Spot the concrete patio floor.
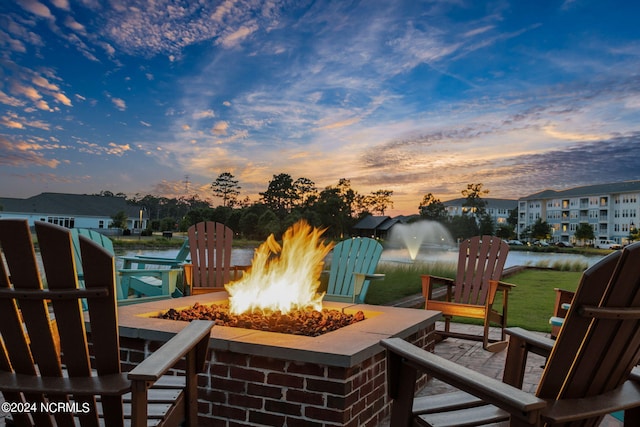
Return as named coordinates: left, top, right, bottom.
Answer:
left=0, top=322, right=625, bottom=426
left=379, top=322, right=623, bottom=426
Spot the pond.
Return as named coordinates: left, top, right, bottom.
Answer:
left=120, top=247, right=604, bottom=270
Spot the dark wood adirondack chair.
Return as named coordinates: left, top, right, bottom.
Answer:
left=0, top=219, right=213, bottom=427
left=381, top=241, right=640, bottom=427
left=185, top=221, right=248, bottom=295
left=323, top=237, right=385, bottom=304
left=422, top=235, right=513, bottom=352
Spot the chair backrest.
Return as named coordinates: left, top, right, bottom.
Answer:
left=173, top=239, right=191, bottom=262
left=71, top=228, right=115, bottom=276
left=452, top=235, right=509, bottom=305
left=187, top=221, right=235, bottom=289
left=0, top=220, right=124, bottom=426
left=327, top=237, right=383, bottom=298
left=537, top=242, right=640, bottom=411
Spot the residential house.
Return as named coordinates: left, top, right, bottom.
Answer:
left=0, top=192, right=147, bottom=234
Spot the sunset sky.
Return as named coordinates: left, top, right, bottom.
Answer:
left=2, top=0, right=640, bottom=215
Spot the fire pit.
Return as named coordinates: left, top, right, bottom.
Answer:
left=115, top=292, right=439, bottom=426
left=112, top=223, right=440, bottom=426
left=159, top=302, right=365, bottom=337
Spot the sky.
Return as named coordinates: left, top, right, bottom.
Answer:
left=1, top=0, right=640, bottom=216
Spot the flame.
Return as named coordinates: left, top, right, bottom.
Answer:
left=225, top=221, right=334, bottom=315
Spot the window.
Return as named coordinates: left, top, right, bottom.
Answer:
left=47, top=217, right=75, bottom=228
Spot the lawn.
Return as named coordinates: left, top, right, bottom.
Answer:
left=366, top=262, right=583, bottom=332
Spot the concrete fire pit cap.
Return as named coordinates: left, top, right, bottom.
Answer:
left=114, top=292, right=441, bottom=367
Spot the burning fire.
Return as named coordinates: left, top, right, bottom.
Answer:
left=225, top=221, right=334, bottom=315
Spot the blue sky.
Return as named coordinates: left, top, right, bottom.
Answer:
left=1, top=0, right=640, bottom=215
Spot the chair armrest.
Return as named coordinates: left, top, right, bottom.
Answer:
left=502, top=327, right=554, bottom=388
left=128, top=320, right=213, bottom=382
left=120, top=256, right=185, bottom=268
left=381, top=337, right=546, bottom=425
left=505, top=327, right=554, bottom=356
left=497, top=281, right=516, bottom=290
left=118, top=268, right=179, bottom=276
left=543, top=380, right=640, bottom=424
left=423, top=274, right=454, bottom=284
left=421, top=274, right=454, bottom=300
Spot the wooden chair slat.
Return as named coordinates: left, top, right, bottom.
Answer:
left=423, top=235, right=511, bottom=351
left=324, top=237, right=384, bottom=304
left=0, top=219, right=213, bottom=427
left=187, top=221, right=244, bottom=293
left=385, top=241, right=640, bottom=426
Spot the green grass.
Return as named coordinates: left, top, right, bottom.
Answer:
left=365, top=263, right=584, bottom=332
left=496, top=269, right=581, bottom=331
left=365, top=261, right=456, bottom=305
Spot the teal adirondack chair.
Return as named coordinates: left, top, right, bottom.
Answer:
left=323, top=237, right=385, bottom=304
left=71, top=229, right=180, bottom=304
left=120, top=239, right=190, bottom=268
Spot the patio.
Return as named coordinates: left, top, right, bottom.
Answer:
left=0, top=322, right=625, bottom=426
left=377, top=322, right=624, bottom=427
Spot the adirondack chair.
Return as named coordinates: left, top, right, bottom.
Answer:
left=549, top=287, right=575, bottom=339
left=71, top=228, right=181, bottom=303
left=422, top=235, right=513, bottom=352
left=323, top=237, right=385, bottom=304
left=185, top=221, right=248, bottom=295
left=381, top=241, right=640, bottom=427
left=121, top=238, right=190, bottom=269
left=0, top=219, right=213, bottom=427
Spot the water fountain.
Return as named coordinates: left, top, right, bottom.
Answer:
left=387, top=220, right=456, bottom=261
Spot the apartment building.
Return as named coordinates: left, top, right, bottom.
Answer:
left=517, top=180, right=640, bottom=245
left=443, top=198, right=517, bottom=228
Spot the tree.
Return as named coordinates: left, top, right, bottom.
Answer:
left=110, top=211, right=128, bottom=229
left=575, top=223, right=595, bottom=246
left=530, top=218, right=552, bottom=241
left=367, top=189, right=394, bottom=215
left=260, top=173, right=296, bottom=218
left=418, top=193, right=448, bottom=222
left=292, top=177, right=317, bottom=208
left=211, top=172, right=241, bottom=207
left=461, top=183, right=489, bottom=217
left=630, top=223, right=640, bottom=243
left=478, top=213, right=495, bottom=236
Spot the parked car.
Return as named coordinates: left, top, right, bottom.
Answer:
left=555, top=241, right=573, bottom=248
left=507, top=240, right=523, bottom=246
left=595, top=239, right=622, bottom=250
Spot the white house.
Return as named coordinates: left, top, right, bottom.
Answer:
left=0, top=192, right=148, bottom=234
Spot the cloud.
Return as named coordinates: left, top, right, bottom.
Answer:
left=218, top=23, right=258, bottom=48
left=0, top=135, right=60, bottom=168
left=17, top=0, right=54, bottom=20
left=0, top=91, right=25, bottom=107
left=51, top=0, right=70, bottom=10
left=212, top=121, right=229, bottom=135
left=111, top=97, right=126, bottom=110
left=193, top=109, right=215, bottom=119
left=106, top=142, right=131, bottom=156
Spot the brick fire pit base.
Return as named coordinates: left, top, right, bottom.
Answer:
left=114, top=293, right=439, bottom=427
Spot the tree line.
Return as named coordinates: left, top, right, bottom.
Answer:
left=104, top=174, right=517, bottom=242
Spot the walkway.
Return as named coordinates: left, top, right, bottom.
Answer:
left=379, top=322, right=623, bottom=426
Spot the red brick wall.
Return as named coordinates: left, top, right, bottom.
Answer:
left=117, top=325, right=434, bottom=426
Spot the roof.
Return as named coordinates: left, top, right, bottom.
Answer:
left=353, top=215, right=390, bottom=230
left=443, top=198, right=518, bottom=209
left=519, top=180, right=640, bottom=201
left=0, top=192, right=141, bottom=217
left=353, top=215, right=419, bottom=232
